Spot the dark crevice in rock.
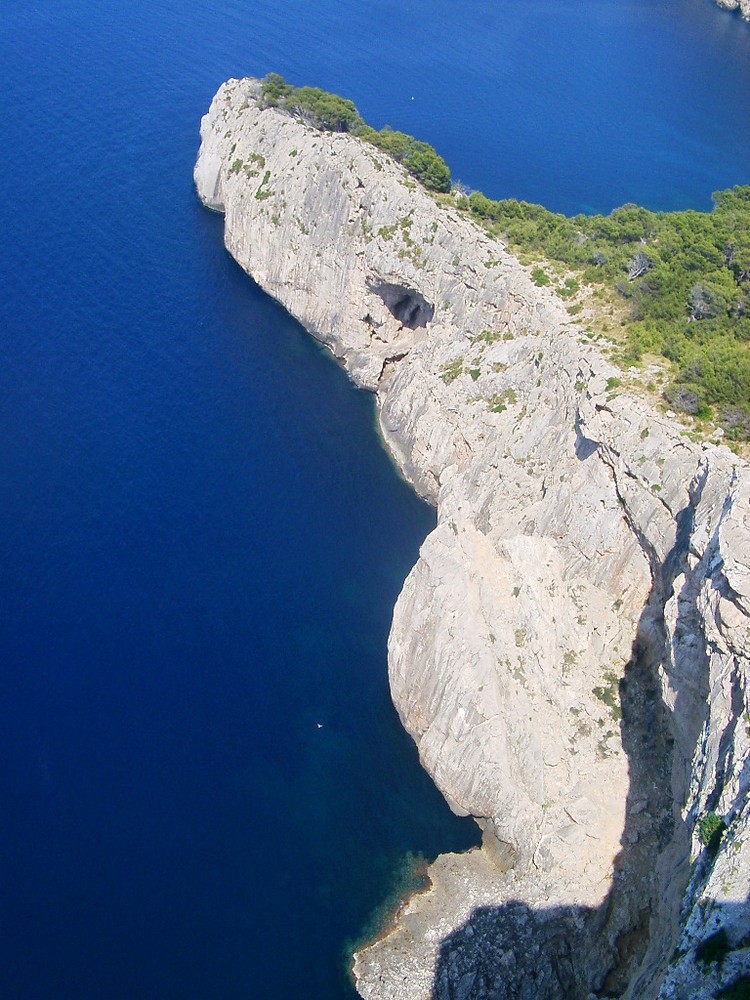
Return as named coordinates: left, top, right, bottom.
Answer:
left=377, top=351, right=409, bottom=385
left=711, top=665, right=745, bottom=811
left=575, top=410, right=599, bottom=460
left=600, top=450, right=659, bottom=589
left=664, top=462, right=708, bottom=592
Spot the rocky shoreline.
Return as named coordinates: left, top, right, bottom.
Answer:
left=716, top=0, right=750, bottom=20
left=195, top=79, right=750, bottom=999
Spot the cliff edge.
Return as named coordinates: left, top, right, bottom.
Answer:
left=195, top=79, right=750, bottom=999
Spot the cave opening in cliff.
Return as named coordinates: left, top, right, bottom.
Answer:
left=371, top=281, right=434, bottom=329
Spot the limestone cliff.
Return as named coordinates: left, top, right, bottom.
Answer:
left=195, top=79, right=750, bottom=999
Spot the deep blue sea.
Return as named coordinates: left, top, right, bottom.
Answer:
left=1, top=2, right=748, bottom=998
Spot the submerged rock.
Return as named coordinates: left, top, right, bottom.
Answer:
left=195, top=78, right=750, bottom=1000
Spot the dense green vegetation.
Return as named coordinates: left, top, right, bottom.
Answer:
left=258, top=74, right=451, bottom=192
left=258, top=74, right=750, bottom=435
left=260, top=73, right=360, bottom=131
left=353, top=123, right=451, bottom=193
left=464, top=186, right=750, bottom=436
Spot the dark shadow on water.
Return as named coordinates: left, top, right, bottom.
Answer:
left=430, top=475, right=742, bottom=998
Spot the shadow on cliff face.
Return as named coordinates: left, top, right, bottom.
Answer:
left=429, top=898, right=750, bottom=1000
left=431, top=900, right=590, bottom=1000
left=430, top=486, right=719, bottom=999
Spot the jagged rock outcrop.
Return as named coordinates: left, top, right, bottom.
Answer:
left=195, top=79, right=750, bottom=999
left=715, top=0, right=750, bottom=21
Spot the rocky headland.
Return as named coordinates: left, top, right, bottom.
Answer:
left=195, top=78, right=750, bottom=999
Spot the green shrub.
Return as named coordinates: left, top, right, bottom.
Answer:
left=698, top=811, right=726, bottom=856
left=260, top=72, right=293, bottom=106
left=471, top=329, right=500, bottom=344
left=593, top=671, right=622, bottom=722
left=283, top=85, right=359, bottom=131
left=258, top=74, right=450, bottom=192
left=488, top=388, right=516, bottom=412
left=440, top=358, right=463, bottom=384
left=255, top=169, right=273, bottom=201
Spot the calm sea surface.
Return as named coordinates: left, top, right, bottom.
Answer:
left=1, top=2, right=748, bottom=997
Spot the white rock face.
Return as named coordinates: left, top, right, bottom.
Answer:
left=195, top=80, right=750, bottom=999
